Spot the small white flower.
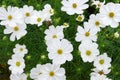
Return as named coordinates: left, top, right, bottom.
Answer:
left=31, top=10, right=46, bottom=26
left=47, top=39, right=73, bottom=64
left=21, top=5, right=34, bottom=24
left=4, top=23, right=27, bottom=41
left=13, top=44, right=28, bottom=57
left=61, top=0, right=89, bottom=15
left=43, top=4, right=54, bottom=21
left=75, top=22, right=98, bottom=43
left=76, top=14, right=84, bottom=22
left=10, top=73, right=27, bottom=80
left=99, top=3, right=120, bottom=28
left=91, top=0, right=105, bottom=8
left=91, top=68, right=111, bottom=75
left=93, top=53, right=112, bottom=70
left=114, top=32, right=119, bottom=38
left=61, top=22, right=69, bottom=28
left=44, top=25, right=64, bottom=44
left=88, top=14, right=106, bottom=32
left=8, top=54, right=25, bottom=74
left=30, top=63, right=66, bottom=80
left=79, top=41, right=99, bottom=62
left=0, top=6, right=24, bottom=26
left=90, top=73, right=111, bottom=80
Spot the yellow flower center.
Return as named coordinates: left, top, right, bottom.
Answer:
left=14, top=26, right=19, bottom=31
left=16, top=61, right=21, bottom=67
left=95, top=21, right=100, bottom=26
left=77, top=16, right=82, bottom=21
left=109, top=12, right=115, bottom=18
left=72, top=3, right=77, bottom=8
left=8, top=15, right=13, bottom=20
left=99, top=59, right=104, bottom=65
left=98, top=71, right=104, bottom=75
left=52, top=35, right=57, bottom=38
left=20, top=48, right=23, bottom=52
left=57, top=49, right=63, bottom=55
left=37, top=18, right=42, bottom=22
left=86, top=50, right=91, bottom=56
left=25, top=12, right=30, bottom=17
left=49, top=71, right=54, bottom=77
left=85, top=32, right=90, bottom=37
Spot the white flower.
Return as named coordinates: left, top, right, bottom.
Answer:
left=93, top=53, right=112, bottom=70
left=61, top=22, right=69, bottom=28
left=47, top=39, right=73, bottom=64
left=8, top=54, right=25, bottom=74
left=0, top=6, right=24, bottom=26
left=43, top=4, right=54, bottom=21
left=79, top=41, right=99, bottom=62
left=61, top=0, right=89, bottom=15
left=88, top=14, right=106, bottom=32
left=75, top=22, right=98, bottom=43
left=114, top=32, right=119, bottom=38
left=30, top=63, right=66, bottom=80
left=21, top=5, right=34, bottom=24
left=4, top=23, right=27, bottom=41
left=91, top=0, right=105, bottom=8
left=13, top=44, right=28, bottom=57
left=44, top=25, right=64, bottom=45
left=90, top=74, right=111, bottom=80
left=76, top=14, right=84, bottom=22
left=30, top=10, right=46, bottom=26
left=99, top=3, right=120, bottom=28
left=10, top=73, right=27, bottom=80
left=91, top=68, right=111, bottom=75
left=30, top=64, right=45, bottom=80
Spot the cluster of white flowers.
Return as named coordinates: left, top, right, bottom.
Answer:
left=8, top=44, right=28, bottom=80
left=0, top=4, right=54, bottom=41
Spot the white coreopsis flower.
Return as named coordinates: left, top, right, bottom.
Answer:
left=30, top=64, right=45, bottom=80
left=91, top=0, right=105, bottom=8
left=44, top=25, right=64, bottom=45
left=43, top=4, right=54, bottom=21
left=91, top=68, right=111, bottom=76
left=13, top=44, right=28, bottom=57
left=90, top=74, right=111, bottom=80
left=114, top=32, right=119, bottom=38
left=88, top=14, right=106, bottom=32
left=21, top=5, right=35, bottom=24
left=0, top=6, right=24, bottom=26
left=79, top=41, right=99, bottom=62
left=8, top=54, right=25, bottom=74
left=30, top=10, right=46, bottom=26
left=99, top=3, right=120, bottom=28
left=4, top=23, right=27, bottom=41
left=93, top=53, right=112, bottom=70
left=75, top=22, right=98, bottom=43
left=61, top=0, right=89, bottom=15
left=61, top=22, right=69, bottom=28
left=76, top=14, right=84, bottom=22
left=10, top=73, right=27, bottom=80
left=47, top=39, right=73, bottom=64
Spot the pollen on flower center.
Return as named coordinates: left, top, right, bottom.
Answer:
left=99, top=59, right=104, bottom=65
left=57, top=49, right=63, bottom=55
left=26, top=12, right=30, bottom=17
left=109, top=12, right=115, bottom=18
left=16, top=61, right=21, bottom=67
left=86, top=50, right=91, bottom=56
left=52, top=35, right=57, bottom=38
left=20, top=48, right=23, bottom=52
left=95, top=21, right=100, bottom=26
left=85, top=32, right=90, bottom=37
left=8, top=15, right=13, bottom=20
left=14, top=26, right=19, bottom=31
left=72, top=3, right=77, bottom=8
left=37, top=18, right=42, bottom=22
left=49, top=71, right=55, bottom=77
